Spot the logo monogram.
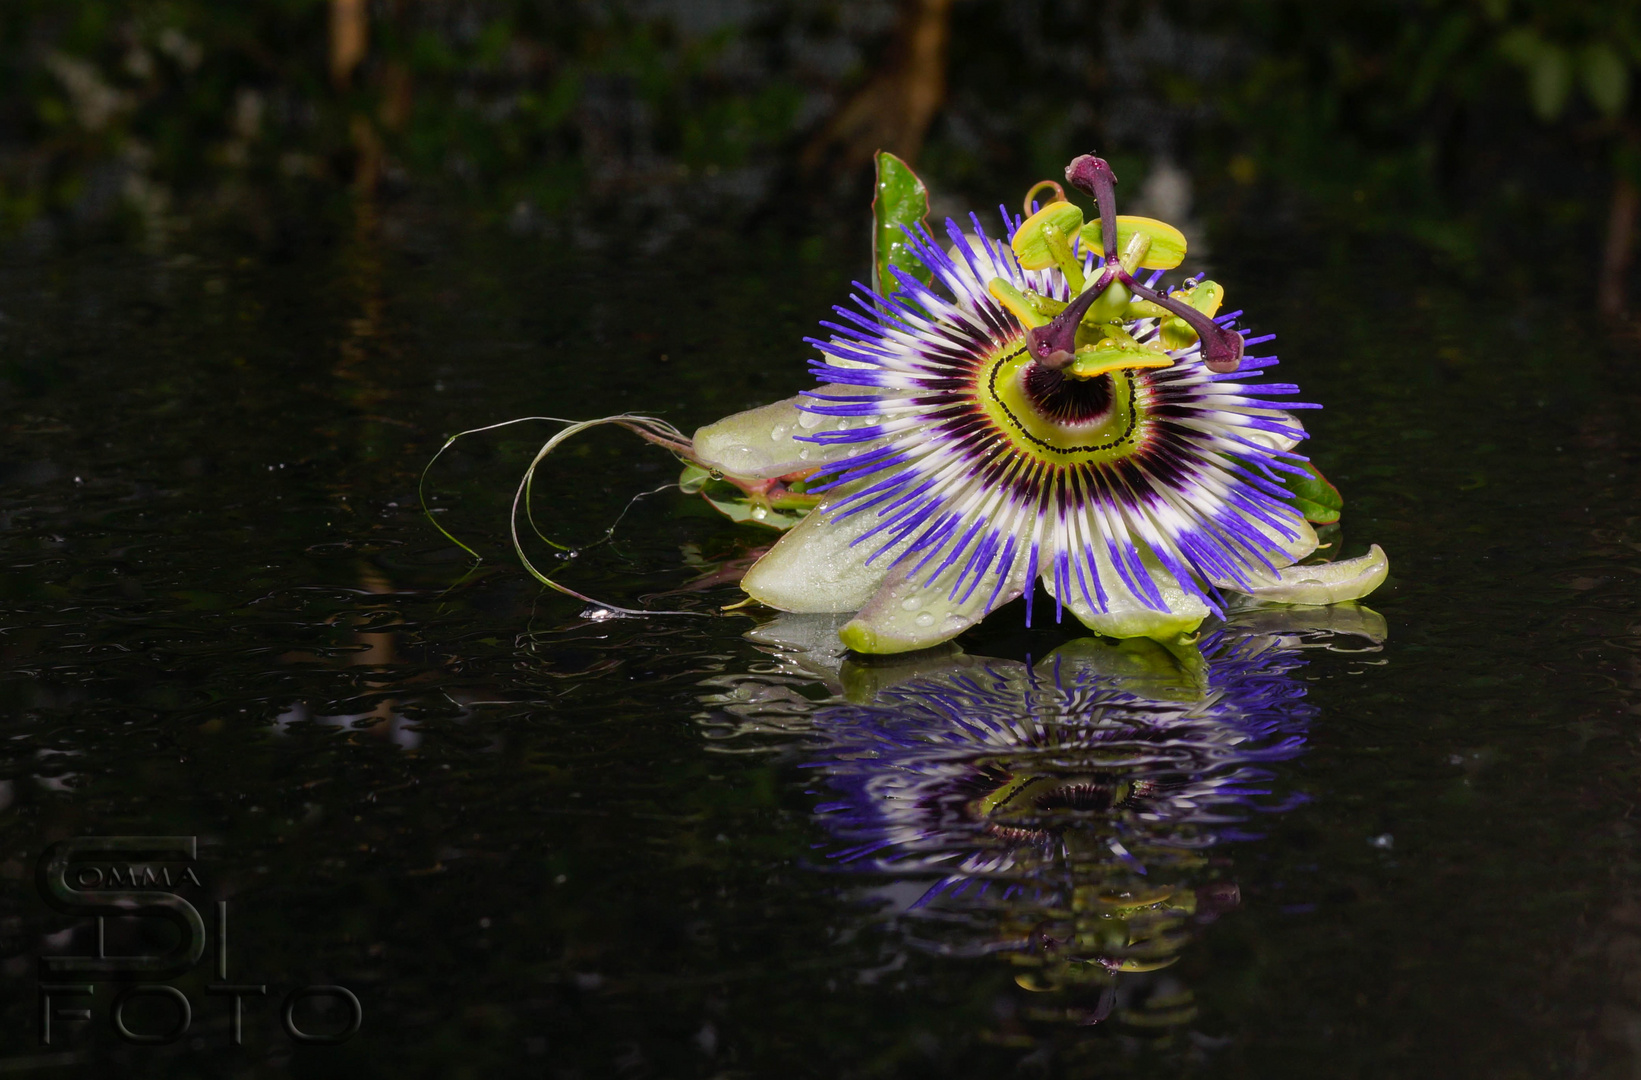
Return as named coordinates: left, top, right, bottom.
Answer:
left=34, top=837, right=360, bottom=1047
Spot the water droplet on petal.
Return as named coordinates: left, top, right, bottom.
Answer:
left=798, top=410, right=823, bottom=430
left=798, top=449, right=811, bottom=460
left=900, top=596, right=922, bottom=611
left=914, top=612, right=936, bottom=627
left=771, top=425, right=788, bottom=441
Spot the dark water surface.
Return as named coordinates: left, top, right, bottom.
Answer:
left=1, top=208, right=1639, bottom=1079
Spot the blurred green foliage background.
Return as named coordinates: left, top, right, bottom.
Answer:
left=4, top=0, right=1640, bottom=307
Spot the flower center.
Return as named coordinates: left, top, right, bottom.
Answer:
left=973, top=342, right=1148, bottom=466
left=1022, top=366, right=1114, bottom=425
left=969, top=773, right=1147, bottom=837
left=1030, top=780, right=1122, bottom=813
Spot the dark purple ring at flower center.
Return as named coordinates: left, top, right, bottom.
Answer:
left=1031, top=780, right=1123, bottom=813
left=1023, top=365, right=1115, bottom=425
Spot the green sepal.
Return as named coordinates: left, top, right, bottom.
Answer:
left=1011, top=202, right=1086, bottom=272
left=1281, top=461, right=1344, bottom=525
left=872, top=151, right=932, bottom=296
left=1079, top=215, right=1187, bottom=270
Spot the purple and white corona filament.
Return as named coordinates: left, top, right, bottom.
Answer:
left=794, top=627, right=1319, bottom=1010
left=691, top=154, right=1387, bottom=653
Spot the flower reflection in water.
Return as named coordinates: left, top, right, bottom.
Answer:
left=772, top=605, right=1385, bottom=1046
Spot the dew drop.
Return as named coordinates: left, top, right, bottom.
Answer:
left=900, top=596, right=923, bottom=611
left=771, top=425, right=789, bottom=441
left=797, top=410, right=824, bottom=430
left=750, top=506, right=768, bottom=520
left=914, top=612, right=936, bottom=627
left=798, top=449, right=811, bottom=460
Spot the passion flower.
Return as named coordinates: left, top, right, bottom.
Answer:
left=800, top=620, right=1326, bottom=1009
left=693, top=152, right=1388, bottom=653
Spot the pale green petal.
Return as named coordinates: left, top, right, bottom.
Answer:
left=1224, top=600, right=1388, bottom=643
left=691, top=384, right=884, bottom=480
left=838, top=543, right=1033, bottom=655
left=839, top=650, right=973, bottom=703
left=1036, top=636, right=1208, bottom=702
left=1243, top=410, right=1305, bottom=454
left=1209, top=511, right=1317, bottom=590
left=741, top=612, right=853, bottom=693
left=744, top=611, right=967, bottom=699
left=1227, top=544, right=1389, bottom=606
left=744, top=611, right=853, bottom=658
left=1044, top=549, right=1211, bottom=641
left=740, top=501, right=912, bottom=613
left=1262, top=509, right=1318, bottom=564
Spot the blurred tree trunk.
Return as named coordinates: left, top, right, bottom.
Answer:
left=330, top=0, right=384, bottom=196
left=330, top=0, right=369, bottom=89
left=802, top=0, right=953, bottom=175
left=1600, top=173, right=1637, bottom=319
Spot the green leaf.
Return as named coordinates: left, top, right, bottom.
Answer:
left=1497, top=27, right=1540, bottom=67
left=872, top=151, right=931, bottom=296
left=701, top=492, right=809, bottom=530
left=1281, top=461, right=1344, bottom=525
left=1529, top=43, right=1572, bottom=120
left=679, top=464, right=818, bottom=531
left=1501, top=29, right=1572, bottom=121
left=678, top=462, right=712, bottom=494
left=1407, top=13, right=1474, bottom=108
left=701, top=481, right=811, bottom=530
left=1582, top=44, right=1629, bottom=118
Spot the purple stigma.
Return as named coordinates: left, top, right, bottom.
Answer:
left=1026, top=270, right=1116, bottom=369
left=1066, top=154, right=1119, bottom=262
left=1061, top=152, right=1244, bottom=374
